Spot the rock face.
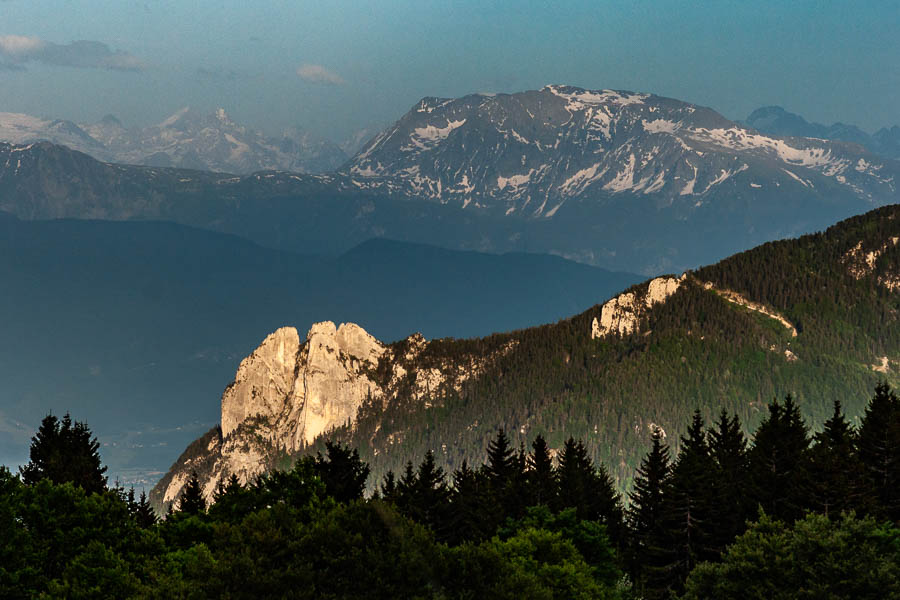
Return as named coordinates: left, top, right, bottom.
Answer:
left=152, top=321, right=489, bottom=509
left=591, top=275, right=684, bottom=338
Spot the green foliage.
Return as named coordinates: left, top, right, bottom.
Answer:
left=0, top=469, right=163, bottom=599
left=444, top=527, right=627, bottom=600
left=681, top=512, right=900, bottom=600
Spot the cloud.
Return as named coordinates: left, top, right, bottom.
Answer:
left=296, top=63, right=344, bottom=85
left=0, top=35, right=145, bottom=71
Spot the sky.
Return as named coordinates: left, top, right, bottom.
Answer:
left=0, top=0, right=898, bottom=144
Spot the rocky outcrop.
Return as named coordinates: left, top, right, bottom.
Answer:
left=843, top=236, right=900, bottom=292
left=591, top=275, right=685, bottom=338
left=152, top=320, right=491, bottom=509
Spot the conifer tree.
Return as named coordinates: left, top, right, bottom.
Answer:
left=20, top=413, right=108, bottom=494
left=627, top=427, right=671, bottom=598
left=526, top=434, right=557, bottom=507
left=393, top=461, right=418, bottom=517
left=707, top=410, right=750, bottom=551
left=748, top=395, right=812, bottom=522
left=856, top=383, right=900, bottom=521
left=405, top=450, right=451, bottom=538
left=656, top=411, right=717, bottom=596
left=482, top=429, right=524, bottom=525
left=484, top=428, right=516, bottom=487
left=313, top=440, right=370, bottom=503
left=134, top=490, right=158, bottom=528
left=447, top=460, right=490, bottom=544
left=177, top=470, right=207, bottom=515
left=557, top=437, right=625, bottom=547
left=380, top=470, right=398, bottom=502
left=809, top=400, right=866, bottom=518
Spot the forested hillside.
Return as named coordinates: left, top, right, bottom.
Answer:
left=312, top=205, right=900, bottom=490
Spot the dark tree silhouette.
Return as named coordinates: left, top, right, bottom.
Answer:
left=748, top=395, right=812, bottom=522
left=134, top=490, right=158, bottom=528
left=556, top=437, right=625, bottom=547
left=856, top=383, right=900, bottom=521
left=526, top=434, right=557, bottom=507
left=177, top=470, right=207, bottom=515
left=656, top=411, right=716, bottom=596
left=809, top=400, right=867, bottom=518
left=708, top=410, right=750, bottom=552
left=627, top=427, right=671, bottom=598
left=20, top=413, right=107, bottom=494
left=313, top=440, right=371, bottom=503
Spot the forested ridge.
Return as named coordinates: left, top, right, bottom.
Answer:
left=308, top=204, right=900, bottom=491
left=4, top=382, right=900, bottom=598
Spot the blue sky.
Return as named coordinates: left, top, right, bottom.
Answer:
left=0, top=0, right=897, bottom=142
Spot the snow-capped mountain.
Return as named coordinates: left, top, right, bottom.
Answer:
left=0, top=108, right=347, bottom=174
left=4, top=85, right=900, bottom=274
left=344, top=85, right=898, bottom=216
left=744, top=106, right=900, bottom=161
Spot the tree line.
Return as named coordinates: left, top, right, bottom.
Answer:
left=2, top=382, right=900, bottom=598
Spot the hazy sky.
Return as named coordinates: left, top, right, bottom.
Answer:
left=1, top=0, right=898, bottom=142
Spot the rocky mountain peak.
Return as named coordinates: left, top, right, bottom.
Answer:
left=344, top=85, right=898, bottom=218
left=152, top=317, right=508, bottom=509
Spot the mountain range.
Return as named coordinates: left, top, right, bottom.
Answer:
left=0, top=213, right=639, bottom=484
left=2, top=85, right=899, bottom=275
left=0, top=108, right=349, bottom=174
left=153, top=204, right=900, bottom=509
left=744, top=105, right=900, bottom=161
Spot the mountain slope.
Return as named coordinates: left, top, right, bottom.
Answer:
left=0, top=214, right=639, bottom=483
left=154, top=204, right=900, bottom=508
left=0, top=108, right=347, bottom=174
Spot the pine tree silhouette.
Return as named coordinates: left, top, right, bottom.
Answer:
left=20, top=413, right=107, bottom=494
left=134, top=490, right=158, bottom=528
left=627, top=427, right=671, bottom=598
left=313, top=440, right=370, bottom=503
left=809, top=400, right=867, bottom=518
left=177, top=470, right=207, bottom=515
left=656, top=411, right=717, bottom=596
left=557, top=437, right=625, bottom=547
left=856, top=383, right=900, bottom=521
left=748, top=395, right=812, bottom=522
left=526, top=434, right=557, bottom=507
left=708, top=410, right=750, bottom=552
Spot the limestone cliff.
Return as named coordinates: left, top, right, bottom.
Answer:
left=151, top=321, right=487, bottom=509
left=591, top=275, right=685, bottom=338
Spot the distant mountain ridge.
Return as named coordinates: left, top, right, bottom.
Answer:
left=744, top=105, right=900, bottom=161
left=2, top=84, right=900, bottom=274
left=0, top=107, right=348, bottom=174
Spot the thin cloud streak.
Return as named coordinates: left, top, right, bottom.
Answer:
left=0, top=35, right=145, bottom=71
